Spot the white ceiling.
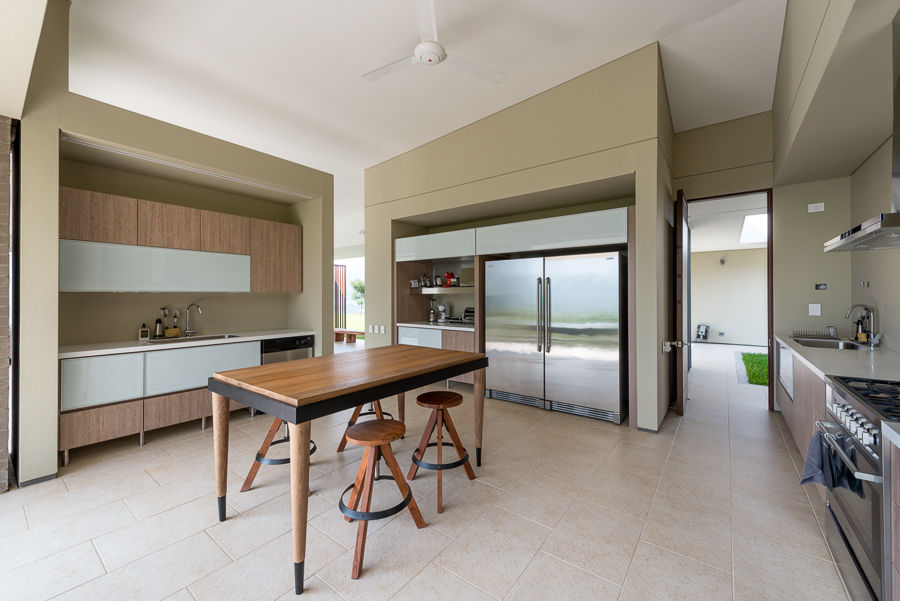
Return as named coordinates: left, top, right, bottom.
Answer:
left=689, top=192, right=768, bottom=252
left=67, top=0, right=786, bottom=248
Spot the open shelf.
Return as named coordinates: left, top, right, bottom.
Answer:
left=412, top=286, right=475, bottom=295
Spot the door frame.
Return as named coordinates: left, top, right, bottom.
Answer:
left=675, top=188, right=775, bottom=412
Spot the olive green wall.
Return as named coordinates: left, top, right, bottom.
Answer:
left=18, top=0, right=334, bottom=484
left=365, top=44, right=674, bottom=431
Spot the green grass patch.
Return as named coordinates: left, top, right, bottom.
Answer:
left=742, top=353, right=768, bottom=386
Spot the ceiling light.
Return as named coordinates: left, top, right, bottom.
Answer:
left=739, top=213, right=768, bottom=244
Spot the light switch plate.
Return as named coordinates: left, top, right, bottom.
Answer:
left=379, top=325, right=385, bottom=334
left=368, top=325, right=373, bottom=333
left=808, top=202, right=825, bottom=213
left=809, top=303, right=822, bottom=316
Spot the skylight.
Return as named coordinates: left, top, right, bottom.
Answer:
left=739, top=213, right=768, bottom=244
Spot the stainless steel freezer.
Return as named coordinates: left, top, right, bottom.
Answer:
left=485, top=252, right=627, bottom=423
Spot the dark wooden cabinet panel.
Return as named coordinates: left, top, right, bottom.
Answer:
left=442, top=330, right=475, bottom=384
left=137, top=199, right=201, bottom=250
left=200, top=210, right=251, bottom=255
left=144, top=388, right=211, bottom=431
left=59, top=187, right=138, bottom=245
left=59, top=400, right=143, bottom=451
left=250, top=218, right=302, bottom=293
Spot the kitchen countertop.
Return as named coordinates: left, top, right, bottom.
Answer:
left=397, top=321, right=475, bottom=332
left=775, top=333, right=900, bottom=381
left=59, top=329, right=316, bottom=359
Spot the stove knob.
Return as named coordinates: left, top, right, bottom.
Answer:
left=862, top=430, right=875, bottom=446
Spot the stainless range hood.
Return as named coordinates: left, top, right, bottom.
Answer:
left=825, top=12, right=900, bottom=253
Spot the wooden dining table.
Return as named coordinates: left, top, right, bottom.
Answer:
left=208, top=344, right=488, bottom=595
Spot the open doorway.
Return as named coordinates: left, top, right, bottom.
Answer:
left=333, top=255, right=365, bottom=353
left=674, top=189, right=774, bottom=413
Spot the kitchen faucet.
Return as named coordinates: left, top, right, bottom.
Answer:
left=185, top=303, right=203, bottom=337
left=845, top=303, right=880, bottom=348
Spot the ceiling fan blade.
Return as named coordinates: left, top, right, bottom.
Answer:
left=362, top=55, right=416, bottom=82
left=444, top=54, right=507, bottom=83
left=416, top=0, right=439, bottom=42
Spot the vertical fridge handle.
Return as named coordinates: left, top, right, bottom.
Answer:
left=536, top=277, right=543, bottom=352
left=545, top=277, right=551, bottom=353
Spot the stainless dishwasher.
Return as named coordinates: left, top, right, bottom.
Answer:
left=261, top=335, right=315, bottom=364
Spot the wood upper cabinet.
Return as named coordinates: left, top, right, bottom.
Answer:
left=137, top=199, right=201, bottom=250
left=59, top=186, right=138, bottom=245
left=250, top=218, right=302, bottom=293
left=200, top=210, right=251, bottom=254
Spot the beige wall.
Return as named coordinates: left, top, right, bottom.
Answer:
left=673, top=112, right=774, bottom=199
left=849, top=138, right=899, bottom=350
left=365, top=44, right=674, bottom=431
left=18, top=0, right=334, bottom=484
left=691, top=249, right=768, bottom=347
left=772, top=178, right=852, bottom=336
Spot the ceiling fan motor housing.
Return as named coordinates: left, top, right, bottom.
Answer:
left=415, top=40, right=446, bottom=65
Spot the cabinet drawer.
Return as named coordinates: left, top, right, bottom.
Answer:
left=60, top=400, right=143, bottom=450
left=395, top=229, right=475, bottom=262
left=60, top=353, right=144, bottom=411
left=397, top=326, right=442, bottom=349
left=442, top=330, right=475, bottom=383
left=143, top=389, right=210, bottom=431
left=144, top=341, right=261, bottom=397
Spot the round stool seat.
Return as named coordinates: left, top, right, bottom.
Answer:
left=345, top=419, right=405, bottom=447
left=416, top=391, right=463, bottom=410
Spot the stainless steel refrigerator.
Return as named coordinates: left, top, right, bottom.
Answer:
left=484, top=252, right=627, bottom=423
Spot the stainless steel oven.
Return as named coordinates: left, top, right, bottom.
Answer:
left=821, top=380, right=887, bottom=601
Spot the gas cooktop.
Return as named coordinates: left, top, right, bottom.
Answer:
left=833, top=376, right=900, bottom=421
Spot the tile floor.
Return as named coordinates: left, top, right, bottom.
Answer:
left=1, top=343, right=850, bottom=600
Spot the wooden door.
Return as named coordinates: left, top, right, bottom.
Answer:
left=137, top=199, right=201, bottom=250
left=59, top=187, right=138, bottom=245
left=674, top=190, right=690, bottom=415
left=250, top=218, right=302, bottom=292
left=200, top=210, right=251, bottom=254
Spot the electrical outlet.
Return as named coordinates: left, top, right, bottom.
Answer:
left=368, top=324, right=373, bottom=333
left=808, top=202, right=825, bottom=213
left=809, top=303, right=822, bottom=316
left=718, top=331, right=725, bottom=337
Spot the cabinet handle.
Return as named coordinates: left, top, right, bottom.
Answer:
left=545, top=277, right=551, bottom=353
left=536, top=278, right=543, bottom=352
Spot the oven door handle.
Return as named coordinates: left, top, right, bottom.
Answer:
left=816, top=421, right=883, bottom=484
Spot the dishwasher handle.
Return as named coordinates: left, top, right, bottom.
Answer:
left=815, top=421, right=883, bottom=484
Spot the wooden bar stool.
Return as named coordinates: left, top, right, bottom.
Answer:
left=241, top=417, right=317, bottom=492
left=339, top=419, right=426, bottom=579
left=336, top=399, right=393, bottom=452
left=407, top=391, right=476, bottom=513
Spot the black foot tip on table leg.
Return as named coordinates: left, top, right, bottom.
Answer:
left=294, top=561, right=305, bottom=594
left=217, top=496, right=227, bottom=522
left=476, top=447, right=482, bottom=467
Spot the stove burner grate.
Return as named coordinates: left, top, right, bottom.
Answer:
left=835, top=376, right=900, bottom=421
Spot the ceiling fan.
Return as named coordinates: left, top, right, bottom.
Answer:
left=362, top=0, right=507, bottom=84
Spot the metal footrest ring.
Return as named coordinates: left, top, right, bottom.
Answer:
left=338, top=476, right=411, bottom=522
left=411, top=442, right=469, bottom=471
left=351, top=410, right=393, bottom=425
left=256, top=437, right=317, bottom=466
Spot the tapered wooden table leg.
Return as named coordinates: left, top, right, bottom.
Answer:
left=474, top=368, right=485, bottom=466
left=288, top=421, right=311, bottom=595
left=397, top=392, right=405, bottom=425
left=212, top=392, right=230, bottom=521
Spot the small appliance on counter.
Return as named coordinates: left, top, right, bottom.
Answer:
left=428, top=298, right=437, bottom=323
left=437, top=303, right=449, bottom=322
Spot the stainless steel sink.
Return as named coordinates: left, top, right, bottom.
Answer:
left=144, top=334, right=241, bottom=344
left=792, top=336, right=869, bottom=350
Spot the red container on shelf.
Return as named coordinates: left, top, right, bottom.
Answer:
left=443, top=272, right=454, bottom=287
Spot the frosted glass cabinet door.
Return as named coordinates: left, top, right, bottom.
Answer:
left=397, top=326, right=443, bottom=349
left=144, top=341, right=261, bottom=396
left=61, top=353, right=145, bottom=411
left=475, top=208, right=627, bottom=255
left=59, top=240, right=251, bottom=292
left=394, top=229, right=476, bottom=261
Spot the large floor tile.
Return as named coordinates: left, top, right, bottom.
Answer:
left=542, top=499, right=643, bottom=585
left=319, top=514, right=452, bottom=601
left=435, top=508, right=550, bottom=599
left=2, top=541, right=106, bottom=601
left=601, top=440, right=669, bottom=478
left=390, top=563, right=495, bottom=601
left=619, top=542, right=732, bottom=601
left=657, top=460, right=731, bottom=513
left=730, top=455, right=807, bottom=505
left=55, top=531, right=231, bottom=601
left=506, top=551, right=620, bottom=601
left=732, top=489, right=830, bottom=560
left=641, top=492, right=732, bottom=572
left=495, top=468, right=583, bottom=528
left=190, top=529, right=345, bottom=601
left=578, top=463, right=658, bottom=519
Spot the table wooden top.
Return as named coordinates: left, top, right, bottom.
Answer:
left=212, top=344, right=486, bottom=408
